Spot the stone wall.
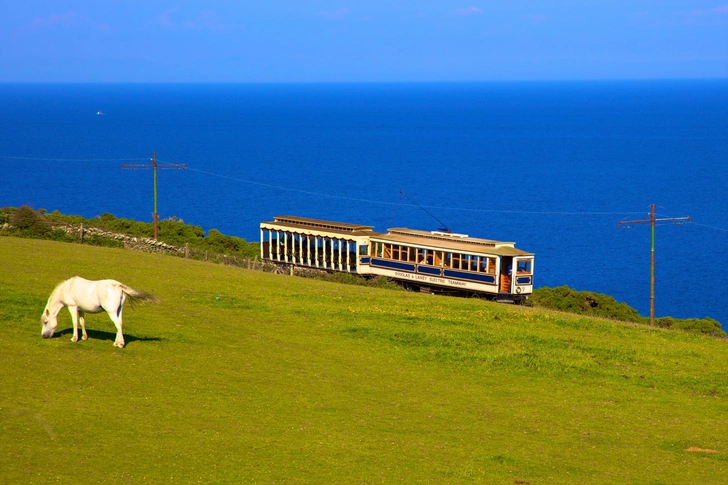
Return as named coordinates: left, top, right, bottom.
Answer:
left=56, top=224, right=186, bottom=256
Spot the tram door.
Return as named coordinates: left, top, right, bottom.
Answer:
left=500, top=256, right=513, bottom=293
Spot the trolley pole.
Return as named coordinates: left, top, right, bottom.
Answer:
left=122, top=152, right=187, bottom=240
left=618, top=204, right=690, bottom=326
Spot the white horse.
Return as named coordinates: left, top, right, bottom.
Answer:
left=41, top=276, right=158, bottom=348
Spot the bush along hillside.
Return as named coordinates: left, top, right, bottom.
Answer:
left=527, top=285, right=725, bottom=337
left=0, top=206, right=259, bottom=259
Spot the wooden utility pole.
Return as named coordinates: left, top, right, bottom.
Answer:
left=122, top=152, right=187, bottom=240
left=618, top=204, right=690, bottom=326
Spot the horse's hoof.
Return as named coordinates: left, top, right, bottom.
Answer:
left=82, top=336, right=88, bottom=341
left=114, top=342, right=125, bottom=348
left=71, top=336, right=78, bottom=342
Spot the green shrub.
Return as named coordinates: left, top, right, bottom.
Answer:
left=9, top=206, right=52, bottom=238
left=84, top=234, right=125, bottom=249
left=528, top=285, right=723, bottom=337
left=47, top=229, right=76, bottom=243
left=526, top=285, right=643, bottom=323
left=655, top=316, right=725, bottom=337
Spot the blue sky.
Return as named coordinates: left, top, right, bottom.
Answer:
left=1, top=1, right=726, bottom=82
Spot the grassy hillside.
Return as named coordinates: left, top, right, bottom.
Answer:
left=1, top=237, right=726, bottom=484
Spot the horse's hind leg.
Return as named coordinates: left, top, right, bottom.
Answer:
left=79, top=311, right=88, bottom=341
left=108, top=311, right=125, bottom=348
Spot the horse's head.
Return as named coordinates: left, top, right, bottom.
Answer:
left=41, top=308, right=58, bottom=338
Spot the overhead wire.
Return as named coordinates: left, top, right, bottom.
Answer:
left=185, top=165, right=647, bottom=217
left=0, top=155, right=145, bottom=162
left=2, top=154, right=723, bottom=225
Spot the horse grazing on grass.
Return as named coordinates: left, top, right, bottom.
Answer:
left=41, top=276, right=158, bottom=348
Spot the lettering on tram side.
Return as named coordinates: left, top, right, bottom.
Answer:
left=393, top=271, right=469, bottom=287
left=394, top=271, right=429, bottom=281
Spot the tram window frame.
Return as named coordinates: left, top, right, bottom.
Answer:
left=359, top=244, right=369, bottom=256
left=383, top=243, right=392, bottom=259
left=462, top=254, right=470, bottom=271
left=517, top=260, right=532, bottom=274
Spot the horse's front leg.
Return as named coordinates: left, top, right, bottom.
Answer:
left=108, top=311, right=125, bottom=348
left=79, top=311, right=88, bottom=341
left=68, top=306, right=80, bottom=342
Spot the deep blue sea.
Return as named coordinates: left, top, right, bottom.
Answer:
left=1, top=81, right=727, bottom=327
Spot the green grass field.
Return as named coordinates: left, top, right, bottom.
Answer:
left=1, top=237, right=727, bottom=484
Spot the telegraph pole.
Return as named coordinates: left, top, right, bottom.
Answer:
left=618, top=204, right=690, bottom=326
left=122, top=152, right=187, bottom=240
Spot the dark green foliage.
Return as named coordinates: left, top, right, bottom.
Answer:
left=526, top=285, right=643, bottom=322
left=84, top=234, right=125, bottom=248
left=201, top=229, right=259, bottom=258
left=158, top=217, right=205, bottom=246
left=3, top=206, right=259, bottom=260
left=48, top=229, right=76, bottom=243
left=528, top=285, right=724, bottom=337
left=0, top=207, right=11, bottom=225
left=655, top=316, right=725, bottom=337
left=8, top=205, right=52, bottom=238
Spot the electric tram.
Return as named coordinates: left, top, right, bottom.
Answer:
left=260, top=215, right=534, bottom=302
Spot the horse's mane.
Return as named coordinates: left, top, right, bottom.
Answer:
left=51, top=278, right=69, bottom=295
left=47, top=278, right=73, bottom=303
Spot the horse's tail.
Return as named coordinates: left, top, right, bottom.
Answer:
left=119, top=284, right=159, bottom=307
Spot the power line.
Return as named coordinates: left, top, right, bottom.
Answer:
left=0, top=155, right=145, bottom=162
left=186, top=166, right=645, bottom=217
left=691, top=222, right=728, bottom=233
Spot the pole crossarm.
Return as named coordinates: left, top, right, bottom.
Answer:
left=617, top=216, right=691, bottom=227
left=121, top=152, right=187, bottom=241
left=120, top=163, right=187, bottom=170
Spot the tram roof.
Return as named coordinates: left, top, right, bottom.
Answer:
left=261, top=216, right=533, bottom=256
left=262, top=216, right=380, bottom=236
left=374, top=228, right=533, bottom=257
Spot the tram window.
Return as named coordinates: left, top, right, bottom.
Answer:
left=433, top=251, right=442, bottom=266
left=452, top=253, right=461, bottom=270
left=479, top=258, right=488, bottom=273
left=517, top=260, right=532, bottom=274
left=392, top=245, right=400, bottom=260
left=443, top=252, right=452, bottom=268
left=462, top=255, right=470, bottom=271
left=359, top=245, right=369, bottom=256
left=383, top=244, right=392, bottom=258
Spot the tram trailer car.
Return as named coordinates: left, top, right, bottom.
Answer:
left=260, top=216, right=534, bottom=302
